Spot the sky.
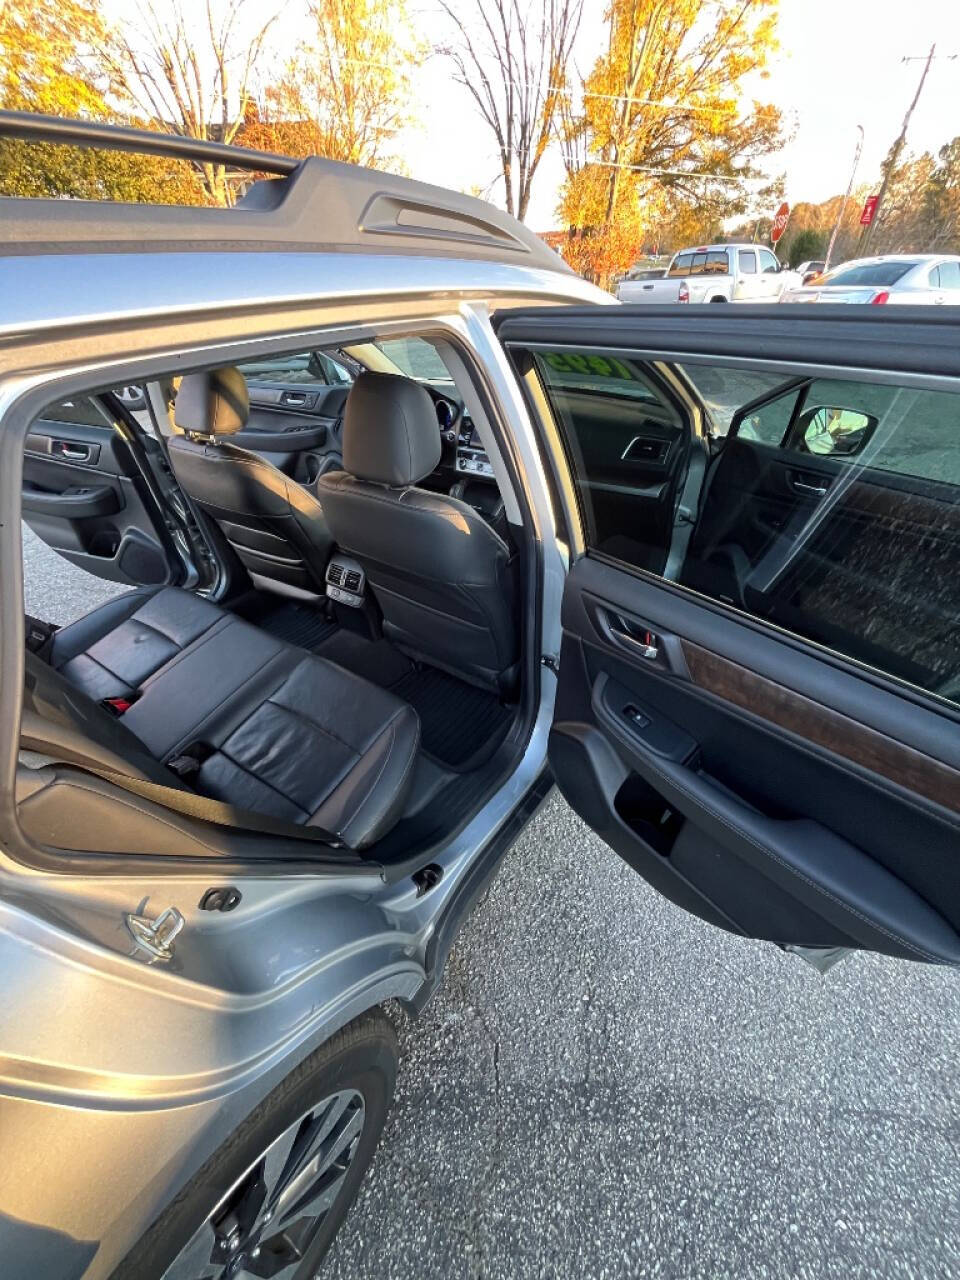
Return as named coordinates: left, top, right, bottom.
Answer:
left=398, top=0, right=960, bottom=229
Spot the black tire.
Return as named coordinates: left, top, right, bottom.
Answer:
left=708, top=295, right=728, bottom=302
left=111, top=1008, right=398, bottom=1280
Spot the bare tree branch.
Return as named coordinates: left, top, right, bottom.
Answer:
left=106, top=0, right=281, bottom=204
left=440, top=0, right=583, bottom=221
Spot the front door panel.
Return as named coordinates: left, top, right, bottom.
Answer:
left=499, top=306, right=960, bottom=966
left=23, top=395, right=175, bottom=588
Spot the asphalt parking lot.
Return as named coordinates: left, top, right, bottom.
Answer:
left=22, top=527, right=960, bottom=1280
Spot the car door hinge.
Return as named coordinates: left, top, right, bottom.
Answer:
left=125, top=906, right=184, bottom=963
left=541, top=654, right=561, bottom=676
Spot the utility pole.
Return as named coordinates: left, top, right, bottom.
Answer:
left=824, top=124, right=864, bottom=271
left=860, top=43, right=936, bottom=255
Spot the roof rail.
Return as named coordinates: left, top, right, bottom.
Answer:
left=0, top=109, right=298, bottom=176
left=0, top=111, right=571, bottom=275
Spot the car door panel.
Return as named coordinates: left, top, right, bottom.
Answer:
left=552, top=556, right=960, bottom=964
left=22, top=411, right=173, bottom=587
left=498, top=307, right=960, bottom=967
left=237, top=383, right=349, bottom=480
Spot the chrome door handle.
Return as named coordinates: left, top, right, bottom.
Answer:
left=793, top=479, right=827, bottom=496
left=611, top=626, right=659, bottom=660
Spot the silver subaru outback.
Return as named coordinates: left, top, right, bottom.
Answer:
left=2, top=112, right=959, bottom=1280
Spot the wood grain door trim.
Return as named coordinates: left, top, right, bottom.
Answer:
left=681, top=640, right=960, bottom=817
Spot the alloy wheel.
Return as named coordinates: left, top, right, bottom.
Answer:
left=162, top=1089, right=366, bottom=1279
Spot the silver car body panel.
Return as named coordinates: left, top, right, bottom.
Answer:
left=0, top=249, right=610, bottom=1275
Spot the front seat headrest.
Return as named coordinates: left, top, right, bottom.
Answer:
left=174, top=367, right=249, bottom=438
left=343, top=371, right=441, bottom=486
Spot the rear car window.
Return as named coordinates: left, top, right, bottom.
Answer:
left=823, top=262, right=918, bottom=287
left=668, top=253, right=694, bottom=277
left=529, top=348, right=960, bottom=708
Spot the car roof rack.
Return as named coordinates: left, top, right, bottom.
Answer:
left=0, top=110, right=570, bottom=273
left=0, top=108, right=299, bottom=176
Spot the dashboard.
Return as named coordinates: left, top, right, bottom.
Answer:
left=431, top=391, right=496, bottom=482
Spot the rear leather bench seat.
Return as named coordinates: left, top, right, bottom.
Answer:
left=29, top=586, right=419, bottom=849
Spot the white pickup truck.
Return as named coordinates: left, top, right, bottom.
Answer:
left=617, top=242, right=802, bottom=303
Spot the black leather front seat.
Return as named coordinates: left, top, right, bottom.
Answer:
left=169, top=367, right=334, bottom=598
left=316, top=372, right=518, bottom=691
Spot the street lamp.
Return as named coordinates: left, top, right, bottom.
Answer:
left=824, top=124, right=864, bottom=272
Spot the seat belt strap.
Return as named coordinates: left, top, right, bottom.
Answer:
left=19, top=734, right=344, bottom=849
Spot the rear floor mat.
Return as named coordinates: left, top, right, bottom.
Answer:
left=238, top=600, right=338, bottom=650
left=389, top=666, right=512, bottom=769
left=314, top=629, right=414, bottom=686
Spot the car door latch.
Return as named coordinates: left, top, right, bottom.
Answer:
left=541, top=654, right=561, bottom=676
left=125, top=906, right=184, bottom=963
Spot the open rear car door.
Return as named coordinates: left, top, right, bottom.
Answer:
left=499, top=307, right=960, bottom=968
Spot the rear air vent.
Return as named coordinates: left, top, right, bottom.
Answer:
left=326, top=557, right=365, bottom=608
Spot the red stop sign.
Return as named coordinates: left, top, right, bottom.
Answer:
left=771, top=202, right=790, bottom=243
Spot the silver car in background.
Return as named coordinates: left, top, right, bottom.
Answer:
left=780, top=254, right=960, bottom=305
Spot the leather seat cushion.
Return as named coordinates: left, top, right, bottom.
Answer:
left=50, top=587, right=223, bottom=702
left=44, top=587, right=420, bottom=849
left=197, top=656, right=419, bottom=848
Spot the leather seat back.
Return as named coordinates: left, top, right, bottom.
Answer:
left=316, top=372, right=518, bottom=691
left=169, top=367, right=333, bottom=597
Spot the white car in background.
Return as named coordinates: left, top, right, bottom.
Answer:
left=617, top=243, right=802, bottom=304
left=780, top=254, right=960, bottom=305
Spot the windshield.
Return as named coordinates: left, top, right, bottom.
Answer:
left=821, top=261, right=918, bottom=288
left=534, top=350, right=667, bottom=402
left=375, top=338, right=452, bottom=382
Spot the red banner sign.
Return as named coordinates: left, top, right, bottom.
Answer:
left=860, top=195, right=879, bottom=226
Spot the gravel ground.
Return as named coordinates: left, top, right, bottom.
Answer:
left=22, top=527, right=960, bottom=1280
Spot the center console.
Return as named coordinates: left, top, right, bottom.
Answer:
left=455, top=414, right=495, bottom=480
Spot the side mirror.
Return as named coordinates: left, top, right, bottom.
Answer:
left=798, top=405, right=878, bottom=458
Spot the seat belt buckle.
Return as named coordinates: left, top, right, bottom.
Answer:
left=166, top=742, right=209, bottom=781
left=102, top=696, right=134, bottom=716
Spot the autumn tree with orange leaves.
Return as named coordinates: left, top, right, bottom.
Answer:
left=242, top=0, right=417, bottom=171
left=559, top=0, right=784, bottom=286
left=0, top=0, right=206, bottom=201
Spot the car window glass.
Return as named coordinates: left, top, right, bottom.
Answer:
left=668, top=253, right=694, bottom=277
left=531, top=349, right=686, bottom=572
left=679, top=366, right=790, bottom=436
left=41, top=396, right=115, bottom=427
left=737, top=389, right=800, bottom=444
left=759, top=249, right=780, bottom=274
left=796, top=378, right=960, bottom=486
left=705, top=250, right=729, bottom=275
left=236, top=351, right=353, bottom=386
left=928, top=267, right=941, bottom=288
left=689, top=252, right=708, bottom=275
left=938, top=261, right=960, bottom=289
left=739, top=250, right=757, bottom=274
left=531, top=348, right=960, bottom=707
left=823, top=261, right=917, bottom=287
